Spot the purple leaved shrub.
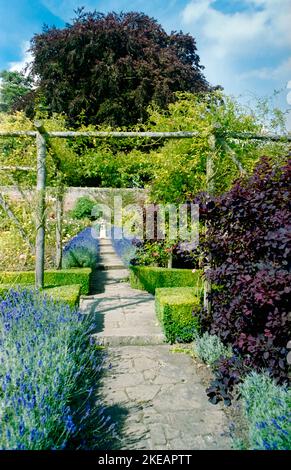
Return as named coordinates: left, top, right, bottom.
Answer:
left=195, top=156, right=290, bottom=403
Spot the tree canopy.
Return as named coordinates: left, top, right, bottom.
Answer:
left=29, top=9, right=210, bottom=126
left=0, top=71, right=33, bottom=113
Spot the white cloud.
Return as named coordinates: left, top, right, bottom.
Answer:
left=181, top=0, right=291, bottom=94
left=239, top=57, right=291, bottom=82
left=9, top=41, right=33, bottom=74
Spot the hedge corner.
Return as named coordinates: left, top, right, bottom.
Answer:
left=155, top=287, right=200, bottom=343
left=129, top=266, right=203, bottom=295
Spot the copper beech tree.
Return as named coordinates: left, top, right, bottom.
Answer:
left=29, top=9, right=210, bottom=126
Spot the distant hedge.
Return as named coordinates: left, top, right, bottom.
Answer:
left=129, top=266, right=203, bottom=295
left=155, top=287, right=200, bottom=343
left=0, top=269, right=91, bottom=295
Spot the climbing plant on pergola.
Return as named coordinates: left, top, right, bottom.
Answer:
left=0, top=123, right=290, bottom=290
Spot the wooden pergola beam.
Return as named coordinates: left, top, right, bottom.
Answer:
left=0, top=125, right=290, bottom=291
left=0, top=130, right=290, bottom=141
left=0, top=166, right=35, bottom=171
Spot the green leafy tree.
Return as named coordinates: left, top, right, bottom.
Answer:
left=30, top=9, right=210, bottom=126
left=0, top=71, right=33, bottom=113
left=144, top=91, right=289, bottom=202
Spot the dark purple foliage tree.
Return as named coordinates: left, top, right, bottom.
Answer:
left=29, top=9, right=210, bottom=126
left=195, top=156, right=290, bottom=402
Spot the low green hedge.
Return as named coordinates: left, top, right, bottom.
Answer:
left=44, top=284, right=82, bottom=308
left=130, top=266, right=203, bottom=295
left=0, top=268, right=91, bottom=295
left=155, top=287, right=200, bottom=343
left=0, top=284, right=82, bottom=308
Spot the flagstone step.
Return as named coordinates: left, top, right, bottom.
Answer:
left=92, top=332, right=166, bottom=347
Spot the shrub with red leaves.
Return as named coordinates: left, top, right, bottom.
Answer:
left=196, top=156, right=290, bottom=398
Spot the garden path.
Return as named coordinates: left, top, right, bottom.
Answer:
left=80, top=240, right=231, bottom=450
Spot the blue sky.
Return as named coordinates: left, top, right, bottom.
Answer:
left=1, top=0, right=290, bottom=127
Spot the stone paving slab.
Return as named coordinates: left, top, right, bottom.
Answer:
left=81, top=281, right=165, bottom=345
left=101, top=345, right=232, bottom=450
left=80, top=240, right=231, bottom=450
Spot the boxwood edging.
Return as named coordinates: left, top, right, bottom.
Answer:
left=0, top=268, right=91, bottom=295
left=0, top=283, right=82, bottom=308
left=129, top=266, right=203, bottom=295
left=155, top=287, right=200, bottom=343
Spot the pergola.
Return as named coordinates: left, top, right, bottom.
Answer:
left=0, top=122, right=290, bottom=289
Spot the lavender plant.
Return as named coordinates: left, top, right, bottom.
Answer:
left=62, top=227, right=99, bottom=269
left=0, top=288, right=114, bottom=449
left=237, top=372, right=291, bottom=450
left=111, top=226, right=138, bottom=267
left=193, top=332, right=233, bottom=366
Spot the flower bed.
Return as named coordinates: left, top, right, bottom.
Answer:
left=237, top=372, right=291, bottom=450
left=0, top=288, right=114, bottom=449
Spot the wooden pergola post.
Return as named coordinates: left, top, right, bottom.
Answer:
left=203, top=133, right=216, bottom=314
left=55, top=185, right=64, bottom=270
left=34, top=121, right=47, bottom=289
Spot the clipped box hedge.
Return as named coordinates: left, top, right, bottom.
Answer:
left=155, top=287, right=200, bottom=343
left=129, top=266, right=202, bottom=295
left=44, top=284, right=82, bottom=308
left=0, top=284, right=82, bottom=308
left=0, top=268, right=91, bottom=295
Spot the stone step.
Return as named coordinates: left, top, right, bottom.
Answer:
left=98, top=240, right=114, bottom=246
left=91, top=268, right=129, bottom=278
left=98, top=254, right=121, bottom=261
left=96, top=264, right=125, bottom=270
left=91, top=332, right=166, bottom=347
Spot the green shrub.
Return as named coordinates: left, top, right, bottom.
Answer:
left=62, top=246, right=97, bottom=269
left=62, top=227, right=99, bottom=269
left=0, top=268, right=91, bottom=295
left=44, top=285, right=81, bottom=308
left=130, top=266, right=203, bottom=295
left=236, top=372, right=291, bottom=450
left=193, top=332, right=233, bottom=366
left=155, top=287, right=200, bottom=343
left=0, top=284, right=82, bottom=308
left=71, top=197, right=96, bottom=220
